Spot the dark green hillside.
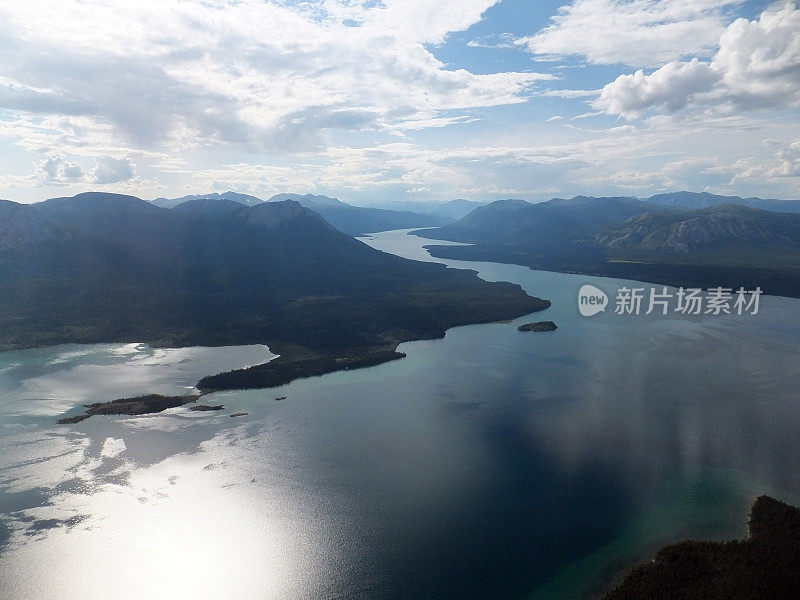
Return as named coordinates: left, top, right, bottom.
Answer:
left=0, top=192, right=547, bottom=388
left=416, top=197, right=800, bottom=297
left=602, top=496, right=800, bottom=600
left=596, top=204, right=800, bottom=261
left=419, top=196, right=650, bottom=248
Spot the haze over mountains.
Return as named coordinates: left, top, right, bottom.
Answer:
left=0, top=192, right=541, bottom=367
left=415, top=194, right=800, bottom=298
left=154, top=191, right=451, bottom=236
left=152, top=191, right=264, bottom=209
left=266, top=193, right=450, bottom=235
left=645, top=191, right=800, bottom=214
left=379, top=199, right=487, bottom=220
left=151, top=189, right=800, bottom=237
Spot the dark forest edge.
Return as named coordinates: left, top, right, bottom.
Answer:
left=198, top=347, right=406, bottom=392
left=1, top=193, right=551, bottom=412
left=196, top=293, right=550, bottom=393
left=421, top=243, right=800, bottom=299
left=600, top=495, right=800, bottom=600
left=56, top=303, right=553, bottom=423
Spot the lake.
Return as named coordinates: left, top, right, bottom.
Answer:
left=1, top=229, right=799, bottom=600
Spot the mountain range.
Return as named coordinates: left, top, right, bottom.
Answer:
left=152, top=191, right=264, bottom=208
left=265, top=193, right=450, bottom=235
left=153, top=191, right=451, bottom=235
left=0, top=192, right=544, bottom=386
left=415, top=196, right=800, bottom=297
left=644, top=191, right=800, bottom=213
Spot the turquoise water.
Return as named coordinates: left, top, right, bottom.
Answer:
left=0, top=230, right=799, bottom=599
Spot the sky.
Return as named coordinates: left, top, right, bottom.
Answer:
left=0, top=0, right=798, bottom=206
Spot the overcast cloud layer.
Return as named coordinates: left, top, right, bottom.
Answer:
left=0, top=0, right=798, bottom=204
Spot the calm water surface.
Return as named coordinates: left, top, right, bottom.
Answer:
left=1, top=229, right=799, bottom=600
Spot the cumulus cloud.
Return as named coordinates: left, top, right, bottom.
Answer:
left=713, top=2, right=800, bottom=108
left=698, top=137, right=800, bottom=185
left=594, top=58, right=718, bottom=118
left=595, top=2, right=800, bottom=118
left=1, top=0, right=796, bottom=203
left=93, top=157, right=135, bottom=184
left=35, top=155, right=86, bottom=185
left=770, top=140, right=800, bottom=177
left=102, top=104, right=797, bottom=204
left=0, top=0, right=550, bottom=154
left=517, top=0, right=743, bottom=67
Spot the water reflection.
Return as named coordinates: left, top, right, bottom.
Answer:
left=0, top=231, right=799, bottom=600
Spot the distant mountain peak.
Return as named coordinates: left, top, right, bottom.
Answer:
left=490, top=198, right=530, bottom=206
left=171, top=197, right=246, bottom=217
left=43, top=191, right=157, bottom=209
left=240, top=199, right=332, bottom=230
left=268, top=193, right=345, bottom=207
left=644, top=191, right=800, bottom=214
left=152, top=191, right=264, bottom=209
left=38, top=192, right=163, bottom=217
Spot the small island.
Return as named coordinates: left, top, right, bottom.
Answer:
left=601, top=495, right=800, bottom=600
left=57, top=393, right=200, bottom=424
left=189, top=404, right=225, bottom=412
left=198, top=348, right=407, bottom=392
left=517, top=321, right=557, bottom=332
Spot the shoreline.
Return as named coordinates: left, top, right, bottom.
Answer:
left=197, top=347, right=407, bottom=392
left=195, top=301, right=549, bottom=393
left=57, top=393, right=201, bottom=424
left=411, top=232, right=800, bottom=301
left=53, top=303, right=551, bottom=423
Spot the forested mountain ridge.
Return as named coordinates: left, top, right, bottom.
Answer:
left=0, top=193, right=547, bottom=385
left=415, top=196, right=800, bottom=297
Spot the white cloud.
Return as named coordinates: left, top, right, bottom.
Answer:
left=0, top=0, right=795, bottom=204
left=720, top=139, right=800, bottom=180
left=123, top=106, right=799, bottom=203
left=185, top=124, right=700, bottom=198
left=541, top=89, right=599, bottom=99
left=713, top=1, right=800, bottom=108
left=595, top=2, right=800, bottom=118
left=594, top=58, right=718, bottom=118
left=772, top=140, right=800, bottom=177
left=517, top=0, right=743, bottom=67
left=93, top=157, right=135, bottom=184
left=0, top=0, right=550, bottom=155
left=35, top=154, right=86, bottom=185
